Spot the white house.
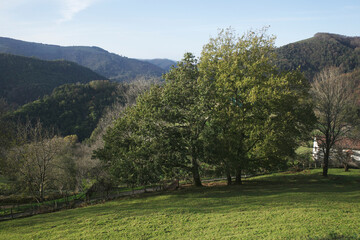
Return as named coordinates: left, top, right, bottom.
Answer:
left=312, top=137, right=360, bottom=168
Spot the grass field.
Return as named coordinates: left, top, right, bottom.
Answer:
left=1, top=169, right=360, bottom=239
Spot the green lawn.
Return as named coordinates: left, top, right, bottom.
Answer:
left=1, top=169, right=360, bottom=239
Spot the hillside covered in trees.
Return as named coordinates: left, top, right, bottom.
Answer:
left=0, top=30, right=359, bottom=206
left=0, top=53, right=106, bottom=105
left=8, top=81, right=125, bottom=141
left=0, top=37, right=165, bottom=82
left=276, top=33, right=360, bottom=80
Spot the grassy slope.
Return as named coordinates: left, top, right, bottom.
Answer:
left=1, top=169, right=360, bottom=239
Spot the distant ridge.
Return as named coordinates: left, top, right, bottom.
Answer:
left=314, top=33, right=360, bottom=49
left=276, top=32, right=360, bottom=80
left=0, top=53, right=106, bottom=105
left=0, top=37, right=165, bottom=82
left=140, top=58, right=177, bottom=71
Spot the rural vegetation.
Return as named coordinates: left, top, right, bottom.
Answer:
left=95, top=29, right=315, bottom=189
left=1, top=169, right=360, bottom=239
left=0, top=29, right=360, bottom=239
left=8, top=80, right=123, bottom=141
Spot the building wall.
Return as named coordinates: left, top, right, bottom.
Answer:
left=312, top=138, right=360, bottom=168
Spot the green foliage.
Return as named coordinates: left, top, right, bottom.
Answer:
left=96, top=53, right=207, bottom=187
left=0, top=37, right=164, bottom=82
left=97, top=29, right=315, bottom=187
left=289, top=146, right=313, bottom=169
left=95, top=85, right=166, bottom=187
left=276, top=33, right=360, bottom=81
left=158, top=53, right=207, bottom=186
left=1, top=169, right=360, bottom=239
left=199, top=28, right=315, bottom=182
left=0, top=53, right=106, bottom=106
left=0, top=175, right=11, bottom=195
left=8, top=81, right=124, bottom=141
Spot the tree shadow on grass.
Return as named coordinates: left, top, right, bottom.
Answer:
left=5, top=170, right=360, bottom=228
left=310, top=232, right=359, bottom=240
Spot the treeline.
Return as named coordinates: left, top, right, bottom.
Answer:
left=94, top=29, right=315, bottom=188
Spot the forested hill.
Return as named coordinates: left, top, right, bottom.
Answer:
left=0, top=53, right=106, bottom=105
left=8, top=80, right=124, bottom=141
left=276, top=33, right=360, bottom=80
left=0, top=37, right=165, bottom=82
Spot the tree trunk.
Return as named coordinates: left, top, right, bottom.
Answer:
left=344, top=164, right=349, bottom=172
left=39, top=182, right=44, bottom=202
left=235, top=167, right=242, bottom=185
left=323, top=149, right=329, bottom=177
left=191, top=158, right=202, bottom=187
left=226, top=171, right=232, bottom=186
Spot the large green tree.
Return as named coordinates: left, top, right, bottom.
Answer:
left=159, top=53, right=208, bottom=186
left=96, top=53, right=208, bottom=187
left=199, top=29, right=315, bottom=184
left=95, top=86, right=165, bottom=188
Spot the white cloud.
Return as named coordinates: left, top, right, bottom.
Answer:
left=57, top=0, right=98, bottom=23
left=0, top=0, right=98, bottom=23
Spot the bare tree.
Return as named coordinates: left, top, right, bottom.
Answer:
left=311, top=67, right=358, bottom=177
left=5, top=120, right=67, bottom=202
left=334, top=146, right=353, bottom=172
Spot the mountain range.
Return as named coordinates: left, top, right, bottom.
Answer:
left=2, top=32, right=359, bottom=85
left=0, top=37, right=166, bottom=82
left=1, top=32, right=360, bottom=141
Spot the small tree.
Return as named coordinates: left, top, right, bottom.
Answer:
left=311, top=67, right=358, bottom=177
left=5, top=121, right=68, bottom=202
left=334, top=146, right=353, bottom=172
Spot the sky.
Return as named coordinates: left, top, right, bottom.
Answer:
left=0, top=0, right=359, bottom=60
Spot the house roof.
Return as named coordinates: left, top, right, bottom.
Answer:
left=315, top=137, right=360, bottom=150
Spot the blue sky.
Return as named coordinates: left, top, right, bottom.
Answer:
left=0, top=0, right=359, bottom=60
